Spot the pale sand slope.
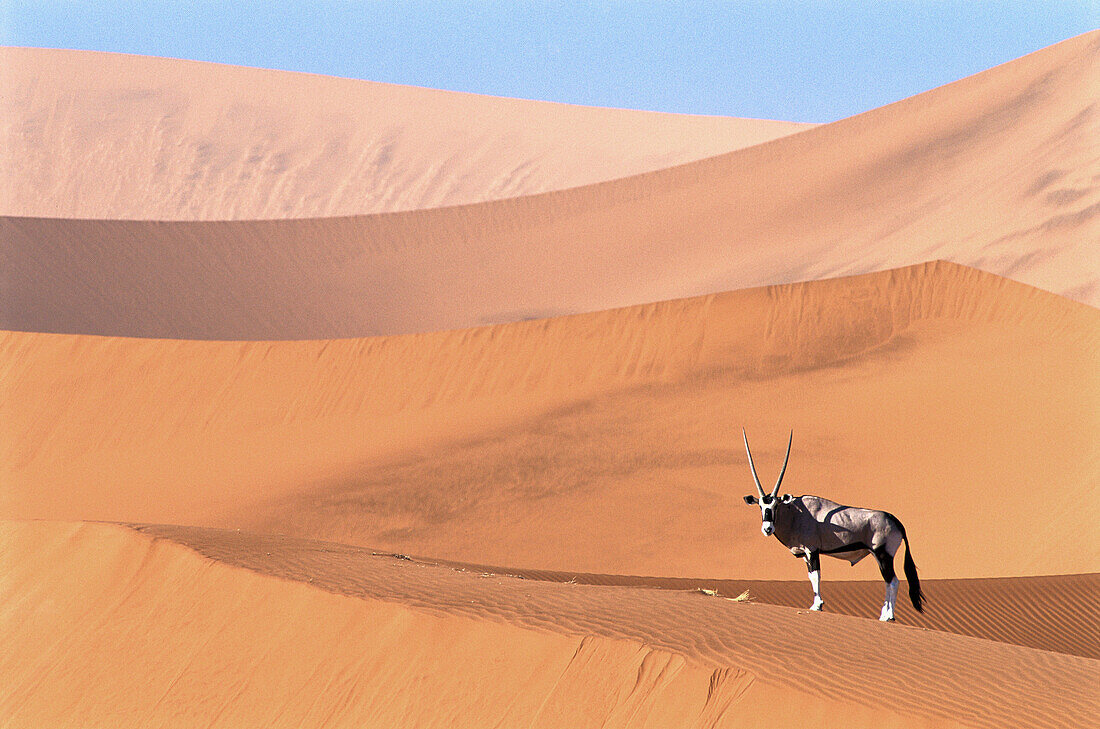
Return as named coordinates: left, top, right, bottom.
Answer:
left=3, top=33, right=1096, bottom=340
left=0, top=47, right=812, bottom=220
left=4, top=263, right=1098, bottom=579
left=2, top=521, right=1096, bottom=729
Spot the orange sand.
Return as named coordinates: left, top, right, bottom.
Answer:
left=3, top=262, right=1097, bottom=580
left=2, top=521, right=1095, bottom=729
left=2, top=31, right=1098, bottom=729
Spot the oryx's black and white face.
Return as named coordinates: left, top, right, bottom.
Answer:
left=740, top=429, right=793, bottom=537
left=743, top=492, right=795, bottom=535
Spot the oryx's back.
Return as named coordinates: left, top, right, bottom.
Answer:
left=777, top=495, right=904, bottom=565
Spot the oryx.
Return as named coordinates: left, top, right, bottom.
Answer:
left=741, top=429, right=924, bottom=621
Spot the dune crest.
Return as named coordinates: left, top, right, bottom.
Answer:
left=369, top=551, right=1100, bottom=660
left=1, top=47, right=811, bottom=220
left=0, top=521, right=753, bottom=729
left=3, top=33, right=1096, bottom=343
left=4, top=262, right=1097, bottom=579
left=4, top=520, right=1095, bottom=729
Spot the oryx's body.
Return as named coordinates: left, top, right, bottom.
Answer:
left=771, top=495, right=902, bottom=566
left=741, top=430, right=924, bottom=621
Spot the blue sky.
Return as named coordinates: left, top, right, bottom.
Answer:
left=4, top=2, right=1096, bottom=122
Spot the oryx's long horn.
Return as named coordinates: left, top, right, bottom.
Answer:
left=770, top=430, right=793, bottom=498
left=742, top=428, right=765, bottom=498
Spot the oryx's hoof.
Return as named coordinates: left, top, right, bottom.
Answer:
left=810, top=601, right=824, bottom=612
left=879, top=616, right=895, bottom=623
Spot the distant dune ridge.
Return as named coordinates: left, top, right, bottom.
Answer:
left=2, top=30, right=1100, bottom=729
left=2, top=32, right=1097, bottom=342
left=0, top=47, right=812, bottom=220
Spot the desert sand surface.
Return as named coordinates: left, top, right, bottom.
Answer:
left=3, top=30, right=1099, bottom=729
left=0, top=47, right=812, bottom=220
left=2, top=32, right=1097, bottom=340
left=131, top=523, right=1100, bottom=662
left=4, top=262, right=1098, bottom=580
left=408, top=557, right=1100, bottom=661
left=2, top=521, right=1096, bottom=729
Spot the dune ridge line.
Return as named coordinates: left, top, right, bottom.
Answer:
left=5, top=520, right=1097, bottom=728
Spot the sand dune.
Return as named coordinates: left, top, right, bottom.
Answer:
left=401, top=556, right=1100, bottom=660
left=3, top=32, right=1096, bottom=340
left=3, top=33, right=1099, bottom=729
left=4, top=262, right=1097, bottom=579
left=3, top=520, right=1095, bottom=729
left=1, top=47, right=811, bottom=220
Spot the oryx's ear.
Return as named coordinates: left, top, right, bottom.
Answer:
left=743, top=495, right=758, bottom=505
left=781, top=494, right=794, bottom=504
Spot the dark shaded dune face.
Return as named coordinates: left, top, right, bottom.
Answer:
left=2, top=33, right=1096, bottom=342
left=0, top=47, right=811, bottom=220
left=4, top=263, right=1098, bottom=580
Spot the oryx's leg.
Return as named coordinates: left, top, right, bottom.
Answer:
left=805, top=550, right=823, bottom=611
left=873, top=547, right=899, bottom=622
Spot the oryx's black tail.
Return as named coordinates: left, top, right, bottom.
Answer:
left=902, top=531, right=925, bottom=613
